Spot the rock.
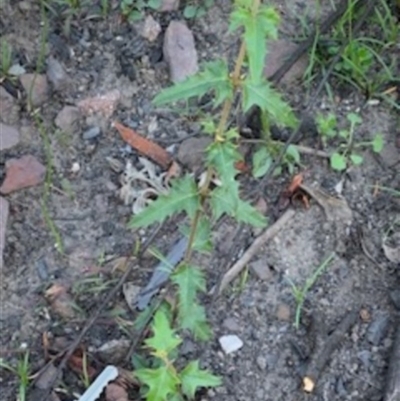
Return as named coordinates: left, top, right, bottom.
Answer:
left=0, top=123, right=20, bottom=150
left=77, top=89, right=120, bottom=118
left=366, top=312, right=390, bottom=345
left=0, top=155, right=46, bottom=194
left=96, top=339, right=130, bottom=365
left=390, top=289, right=400, bottom=310
left=219, top=334, right=243, bottom=354
left=276, top=303, right=291, bottom=321
left=19, top=74, right=50, bottom=106
left=250, top=259, right=273, bottom=281
left=0, top=196, right=9, bottom=269
left=55, top=106, right=80, bottom=134
left=46, top=56, right=69, bottom=91
left=0, top=86, right=20, bottom=125
left=222, top=317, right=241, bottom=332
left=256, top=356, right=267, bottom=370
left=160, top=0, right=180, bottom=11
left=82, top=126, right=101, bottom=140
left=264, top=39, right=309, bottom=84
left=141, top=15, right=161, bottom=42
left=122, top=282, right=141, bottom=311
left=177, top=136, right=212, bottom=170
left=163, top=21, right=198, bottom=83
left=382, top=232, right=400, bottom=264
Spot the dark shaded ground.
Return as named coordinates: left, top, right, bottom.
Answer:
left=0, top=1, right=399, bottom=400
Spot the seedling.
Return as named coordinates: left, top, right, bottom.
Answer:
left=0, top=351, right=31, bottom=401
left=183, top=0, right=214, bottom=19
left=316, top=112, right=384, bottom=171
left=129, top=0, right=297, bottom=396
left=120, top=0, right=161, bottom=21
left=286, top=253, right=335, bottom=329
left=0, top=39, right=13, bottom=80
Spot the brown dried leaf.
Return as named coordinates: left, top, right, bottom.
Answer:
left=105, top=382, right=130, bottom=401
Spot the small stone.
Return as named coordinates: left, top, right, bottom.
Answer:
left=55, top=106, right=80, bottom=134
left=256, top=356, right=267, bottom=370
left=177, top=136, right=212, bottom=170
left=160, top=0, right=180, bottom=11
left=97, top=339, right=130, bottom=364
left=77, top=89, right=120, bottom=118
left=0, top=123, right=20, bottom=150
left=18, top=1, right=32, bottom=11
left=141, top=15, right=161, bottom=42
left=83, top=126, right=101, bottom=140
left=219, top=334, right=243, bottom=354
left=0, top=196, right=9, bottom=269
left=250, top=260, right=273, bottom=281
left=122, top=282, right=142, bottom=311
left=8, top=64, right=26, bottom=76
left=390, top=289, right=400, bottom=310
left=0, top=86, right=20, bottom=125
left=19, top=74, right=50, bottom=106
left=264, top=39, right=309, bottom=84
left=46, top=56, right=69, bottom=91
left=276, top=303, right=291, bottom=321
left=222, top=317, right=241, bottom=332
left=367, top=312, right=390, bottom=345
left=163, top=21, right=198, bottom=83
left=0, top=155, right=46, bottom=194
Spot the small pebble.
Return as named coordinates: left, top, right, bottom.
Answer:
left=219, top=335, right=243, bottom=354
left=36, top=257, right=49, bottom=281
left=366, top=312, right=390, bottom=345
left=390, top=289, right=400, bottom=310
left=83, top=126, right=101, bottom=140
left=256, top=356, right=267, bottom=370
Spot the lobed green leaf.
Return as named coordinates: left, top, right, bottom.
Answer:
left=153, top=60, right=233, bottom=106
left=129, top=175, right=201, bottom=228
left=242, top=78, right=298, bottom=128
left=180, top=360, right=222, bottom=399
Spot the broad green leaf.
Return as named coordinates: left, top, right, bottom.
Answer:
left=145, top=310, right=182, bottom=356
left=180, top=360, right=222, bottom=399
left=242, top=79, right=297, bottom=128
left=338, top=129, right=348, bottom=139
left=153, top=60, right=233, bottom=106
left=285, top=144, right=300, bottom=164
left=372, top=134, right=384, bottom=153
left=179, top=302, right=211, bottom=340
left=252, top=146, right=273, bottom=178
left=184, top=5, right=198, bottom=18
left=347, top=112, right=362, bottom=125
left=316, top=112, right=337, bottom=137
left=129, top=176, right=200, bottom=228
left=330, top=152, right=347, bottom=171
left=350, top=153, right=363, bottom=165
left=179, top=217, right=213, bottom=253
left=136, top=366, right=180, bottom=401
left=147, top=0, right=161, bottom=9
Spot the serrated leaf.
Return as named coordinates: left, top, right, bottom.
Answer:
left=172, top=265, right=211, bottom=340
left=330, top=152, right=347, bottom=171
left=242, top=79, right=297, bottom=128
left=153, top=60, right=233, bottom=106
left=129, top=176, right=200, bottom=228
left=207, top=141, right=242, bottom=182
left=372, top=134, right=384, bottom=153
left=350, top=153, right=363, bottom=165
left=252, top=146, right=273, bottom=178
left=145, top=310, right=182, bottom=356
left=179, top=217, right=213, bottom=253
left=136, top=366, right=180, bottom=401
left=180, top=360, right=222, bottom=399
left=210, top=184, right=267, bottom=227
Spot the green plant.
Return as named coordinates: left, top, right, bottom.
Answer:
left=129, top=0, right=297, bottom=396
left=183, top=0, right=214, bottom=19
left=286, top=253, right=335, bottom=329
left=121, top=0, right=161, bottom=21
left=0, top=351, right=31, bottom=401
left=316, top=112, right=384, bottom=171
left=135, top=310, right=221, bottom=401
left=0, top=38, right=13, bottom=79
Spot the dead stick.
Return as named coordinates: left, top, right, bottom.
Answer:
left=384, top=320, right=400, bottom=401
left=217, top=208, right=296, bottom=294
left=303, top=309, right=359, bottom=393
